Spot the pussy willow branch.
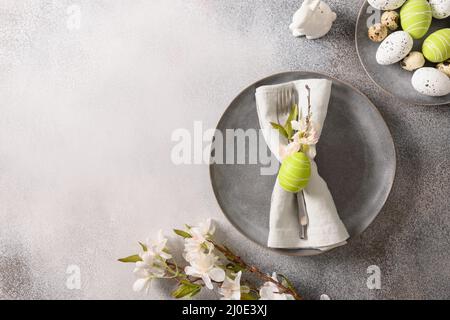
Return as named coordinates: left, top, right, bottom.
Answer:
left=305, top=84, right=312, bottom=132
left=209, top=239, right=303, bottom=300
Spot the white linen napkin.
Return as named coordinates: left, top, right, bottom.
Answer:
left=255, top=79, right=349, bottom=250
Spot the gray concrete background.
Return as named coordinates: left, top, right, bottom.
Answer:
left=0, top=0, right=448, bottom=300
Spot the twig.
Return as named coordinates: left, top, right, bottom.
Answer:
left=305, top=84, right=312, bottom=132
left=209, top=240, right=303, bottom=300
left=161, top=240, right=302, bottom=299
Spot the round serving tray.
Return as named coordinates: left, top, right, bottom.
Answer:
left=356, top=0, right=450, bottom=105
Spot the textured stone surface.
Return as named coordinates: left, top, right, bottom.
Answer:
left=0, top=0, right=449, bottom=300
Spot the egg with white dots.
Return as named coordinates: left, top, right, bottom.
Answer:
left=411, top=68, right=450, bottom=97
left=376, top=31, right=413, bottom=65
left=368, top=0, right=407, bottom=10
left=429, top=0, right=450, bottom=19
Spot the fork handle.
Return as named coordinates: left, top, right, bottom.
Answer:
left=297, top=191, right=308, bottom=239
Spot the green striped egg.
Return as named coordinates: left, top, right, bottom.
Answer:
left=400, top=0, right=432, bottom=39
left=278, top=152, right=311, bottom=193
left=422, top=28, right=450, bottom=63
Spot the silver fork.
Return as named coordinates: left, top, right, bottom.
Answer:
left=276, top=85, right=308, bottom=239
left=298, top=191, right=309, bottom=239
left=276, top=86, right=294, bottom=125
left=286, top=87, right=308, bottom=239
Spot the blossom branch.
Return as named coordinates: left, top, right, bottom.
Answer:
left=209, top=240, right=302, bottom=300
left=119, top=219, right=303, bottom=300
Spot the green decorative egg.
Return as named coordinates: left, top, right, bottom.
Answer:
left=422, top=28, right=450, bottom=63
left=400, top=0, right=432, bottom=39
left=278, top=152, right=311, bottom=193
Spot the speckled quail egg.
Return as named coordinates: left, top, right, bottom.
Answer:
left=412, top=67, right=450, bottom=96
left=400, top=51, right=425, bottom=71
left=381, top=11, right=400, bottom=31
left=368, top=23, right=388, bottom=42
left=376, top=31, right=413, bottom=65
left=437, top=60, right=450, bottom=77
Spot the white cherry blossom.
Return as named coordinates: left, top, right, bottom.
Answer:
left=183, top=219, right=215, bottom=262
left=184, top=252, right=225, bottom=290
left=145, top=229, right=172, bottom=260
left=132, top=251, right=166, bottom=293
left=259, top=273, right=295, bottom=300
left=219, top=271, right=242, bottom=300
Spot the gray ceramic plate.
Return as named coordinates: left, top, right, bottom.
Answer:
left=356, top=0, right=450, bottom=105
left=210, top=71, right=396, bottom=256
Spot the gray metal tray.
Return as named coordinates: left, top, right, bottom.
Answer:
left=356, top=0, right=450, bottom=105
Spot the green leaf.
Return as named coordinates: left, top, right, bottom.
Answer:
left=118, top=254, right=142, bottom=263
left=171, top=281, right=202, bottom=299
left=182, top=285, right=201, bottom=298
left=173, top=229, right=192, bottom=238
left=171, top=285, right=190, bottom=299
left=288, top=104, right=298, bottom=123
left=138, top=242, right=147, bottom=252
left=180, top=279, right=193, bottom=286
left=226, top=263, right=246, bottom=273
left=240, top=290, right=259, bottom=300
left=278, top=273, right=295, bottom=291
left=189, top=286, right=201, bottom=298
left=284, top=104, right=298, bottom=139
left=270, top=122, right=288, bottom=139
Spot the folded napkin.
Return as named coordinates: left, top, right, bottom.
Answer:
left=255, top=79, right=349, bottom=250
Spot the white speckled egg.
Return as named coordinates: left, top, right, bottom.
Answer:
left=411, top=67, right=450, bottom=96
left=376, top=31, right=413, bottom=65
left=368, top=0, right=407, bottom=10
left=429, top=0, right=450, bottom=19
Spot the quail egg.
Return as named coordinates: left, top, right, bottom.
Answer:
left=368, top=23, right=388, bottom=42
left=437, top=60, right=450, bottom=77
left=381, top=11, right=400, bottom=31
left=400, top=51, right=425, bottom=71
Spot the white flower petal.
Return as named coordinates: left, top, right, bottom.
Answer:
left=135, top=261, right=147, bottom=269
left=184, top=266, right=198, bottom=277
left=291, top=120, right=301, bottom=130
left=234, top=271, right=242, bottom=283
left=160, top=251, right=172, bottom=260
left=133, top=267, right=150, bottom=278
left=140, top=252, right=155, bottom=263
left=209, top=268, right=225, bottom=283
left=157, top=229, right=164, bottom=241
left=208, top=220, right=215, bottom=235
left=259, top=286, right=275, bottom=300
left=219, top=272, right=242, bottom=300
left=133, top=278, right=150, bottom=292
left=231, top=291, right=241, bottom=300
left=202, top=274, right=213, bottom=290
